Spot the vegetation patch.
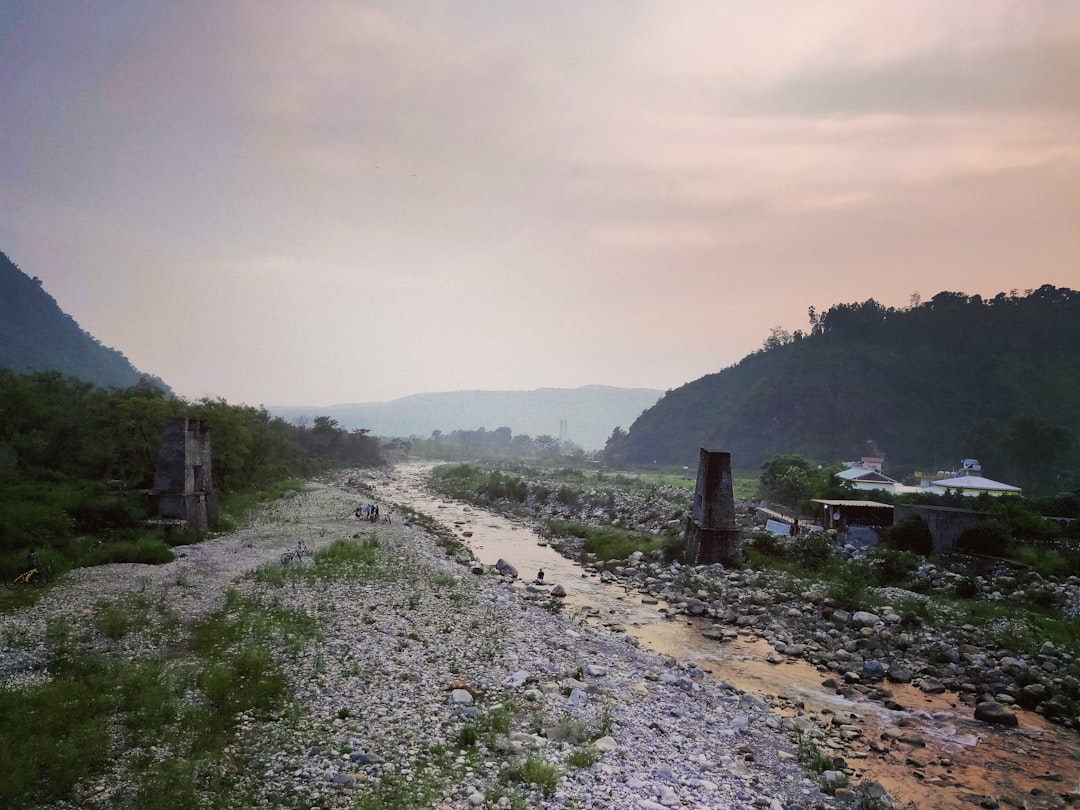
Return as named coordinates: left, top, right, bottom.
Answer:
left=548, top=520, right=678, bottom=562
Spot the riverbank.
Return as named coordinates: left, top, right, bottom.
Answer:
left=1, top=469, right=846, bottom=810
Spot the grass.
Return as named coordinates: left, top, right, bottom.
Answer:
left=499, top=755, right=559, bottom=795
left=217, top=478, right=310, bottom=528
left=566, top=745, right=600, bottom=769
left=0, top=574, right=321, bottom=808
left=794, top=729, right=833, bottom=774
left=548, top=519, right=678, bottom=562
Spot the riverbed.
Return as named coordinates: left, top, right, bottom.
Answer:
left=379, top=462, right=1080, bottom=810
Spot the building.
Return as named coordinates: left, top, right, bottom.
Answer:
left=835, top=465, right=902, bottom=492
left=924, top=474, right=1021, bottom=497
left=919, top=459, right=1021, bottom=497
left=835, top=456, right=908, bottom=493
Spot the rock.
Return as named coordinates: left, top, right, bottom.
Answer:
left=886, top=663, right=913, bottom=683
left=862, top=661, right=885, bottom=681
left=551, top=584, right=567, bottom=597
left=594, top=735, right=618, bottom=751
left=974, top=702, right=1018, bottom=727
left=851, top=611, right=880, bottom=627
left=918, top=677, right=947, bottom=694
left=494, top=559, right=518, bottom=578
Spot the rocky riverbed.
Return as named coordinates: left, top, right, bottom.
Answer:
left=410, top=462, right=1080, bottom=810
left=1, top=471, right=853, bottom=810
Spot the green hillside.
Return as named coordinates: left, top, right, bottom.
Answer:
left=617, top=287, right=1080, bottom=494
left=0, top=251, right=169, bottom=393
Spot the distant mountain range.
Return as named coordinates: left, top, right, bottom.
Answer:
left=268, top=386, right=664, bottom=451
left=0, top=251, right=170, bottom=392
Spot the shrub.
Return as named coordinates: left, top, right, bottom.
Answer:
left=881, top=515, right=932, bottom=555
left=794, top=729, right=832, bottom=773
left=826, top=568, right=870, bottom=612
left=867, top=547, right=920, bottom=586
left=531, top=485, right=553, bottom=504
left=519, top=756, right=559, bottom=793
left=555, top=486, right=580, bottom=507
left=953, top=576, right=979, bottom=599
left=566, top=746, right=599, bottom=769
left=94, top=601, right=133, bottom=639
left=956, top=520, right=1012, bottom=557
left=790, top=532, right=836, bottom=570
left=1013, top=546, right=1075, bottom=578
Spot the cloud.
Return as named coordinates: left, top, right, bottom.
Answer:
left=2, top=1, right=1079, bottom=406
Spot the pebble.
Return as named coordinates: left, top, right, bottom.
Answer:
left=1, top=470, right=843, bottom=810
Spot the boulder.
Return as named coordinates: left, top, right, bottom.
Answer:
left=974, top=701, right=1018, bottom=727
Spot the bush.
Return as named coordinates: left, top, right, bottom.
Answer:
left=826, top=567, right=871, bottom=612
left=531, top=485, right=553, bottom=504
left=867, top=547, right=920, bottom=586
left=881, top=515, right=932, bottom=555
left=954, top=576, right=979, bottom=599
left=1013, top=546, right=1076, bottom=578
left=556, top=486, right=580, bottom=507
left=956, top=520, right=1012, bottom=557
left=790, top=532, right=836, bottom=570
left=566, top=746, right=599, bottom=768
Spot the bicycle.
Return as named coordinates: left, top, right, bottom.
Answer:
left=5, top=565, right=52, bottom=589
left=279, top=539, right=311, bottom=565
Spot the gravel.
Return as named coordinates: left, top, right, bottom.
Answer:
left=0, top=471, right=846, bottom=810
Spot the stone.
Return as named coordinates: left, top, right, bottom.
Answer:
left=974, top=702, right=1018, bottom=727
left=850, top=611, right=880, bottom=627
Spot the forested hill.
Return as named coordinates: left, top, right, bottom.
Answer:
left=612, top=286, right=1080, bottom=492
left=0, top=251, right=170, bottom=392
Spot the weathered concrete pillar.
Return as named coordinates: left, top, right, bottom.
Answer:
left=153, top=417, right=219, bottom=531
left=684, top=448, right=740, bottom=565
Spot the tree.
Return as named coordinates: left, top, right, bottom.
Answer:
left=1003, top=416, right=1072, bottom=496
left=602, top=426, right=629, bottom=467
left=759, top=453, right=816, bottom=508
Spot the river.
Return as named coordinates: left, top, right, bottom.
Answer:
left=378, top=463, right=1080, bottom=810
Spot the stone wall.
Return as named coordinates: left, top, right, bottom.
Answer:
left=894, top=504, right=987, bottom=555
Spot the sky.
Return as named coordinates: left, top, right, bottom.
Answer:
left=2, top=1, right=1078, bottom=407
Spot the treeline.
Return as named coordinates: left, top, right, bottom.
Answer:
left=403, top=426, right=587, bottom=464
left=0, top=369, right=381, bottom=571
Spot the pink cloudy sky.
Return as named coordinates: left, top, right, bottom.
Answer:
left=2, top=2, right=1078, bottom=406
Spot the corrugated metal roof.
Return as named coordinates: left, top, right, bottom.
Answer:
left=835, top=468, right=899, bottom=484
left=929, top=475, right=1020, bottom=492
left=812, top=499, right=893, bottom=508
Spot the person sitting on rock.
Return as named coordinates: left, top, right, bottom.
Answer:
left=534, top=569, right=545, bottom=584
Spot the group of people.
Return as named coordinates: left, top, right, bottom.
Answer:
left=355, top=503, right=389, bottom=523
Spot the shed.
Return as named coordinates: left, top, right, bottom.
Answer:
left=813, top=499, right=894, bottom=532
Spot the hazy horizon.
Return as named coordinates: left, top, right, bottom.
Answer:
left=3, top=2, right=1078, bottom=408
